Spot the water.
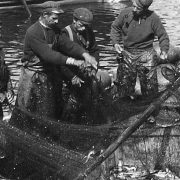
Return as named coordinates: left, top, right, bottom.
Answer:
left=1, top=0, right=180, bottom=89
left=0, top=0, right=180, bottom=95
left=0, top=0, right=180, bottom=179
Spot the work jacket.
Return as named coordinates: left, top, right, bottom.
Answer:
left=110, top=7, right=169, bottom=53
left=15, top=21, right=86, bottom=120
left=59, top=24, right=99, bottom=81
left=22, top=21, right=86, bottom=72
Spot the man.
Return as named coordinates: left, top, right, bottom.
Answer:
left=10, top=6, right=97, bottom=124
left=110, top=0, right=169, bottom=98
left=60, top=7, right=100, bottom=87
left=59, top=8, right=112, bottom=123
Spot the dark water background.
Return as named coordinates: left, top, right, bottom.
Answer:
left=0, top=0, right=180, bottom=179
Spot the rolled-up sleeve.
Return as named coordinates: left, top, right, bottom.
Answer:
left=27, top=32, right=68, bottom=65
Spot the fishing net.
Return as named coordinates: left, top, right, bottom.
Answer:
left=115, top=49, right=158, bottom=98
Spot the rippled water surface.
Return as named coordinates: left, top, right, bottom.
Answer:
left=1, top=0, right=180, bottom=95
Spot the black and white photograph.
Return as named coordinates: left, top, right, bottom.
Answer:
left=0, top=0, right=179, bottom=179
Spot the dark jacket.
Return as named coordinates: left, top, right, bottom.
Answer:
left=14, top=21, right=87, bottom=120
left=22, top=21, right=86, bottom=67
left=110, top=7, right=169, bottom=53
left=62, top=25, right=99, bottom=59
left=59, top=24, right=99, bottom=81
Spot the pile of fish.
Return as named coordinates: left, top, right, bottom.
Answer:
left=109, top=160, right=180, bottom=180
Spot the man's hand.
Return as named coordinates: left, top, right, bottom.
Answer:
left=73, top=60, right=84, bottom=67
left=160, top=51, right=168, bottom=61
left=114, top=44, right=123, bottom=54
left=71, top=76, right=84, bottom=87
left=66, top=57, right=85, bottom=67
left=82, top=52, right=97, bottom=70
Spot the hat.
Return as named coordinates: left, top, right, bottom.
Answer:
left=73, top=8, right=93, bottom=25
left=43, top=5, right=64, bottom=14
left=134, top=0, right=153, bottom=9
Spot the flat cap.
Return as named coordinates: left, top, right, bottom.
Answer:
left=43, top=4, right=64, bottom=14
left=73, top=8, right=93, bottom=24
left=135, top=0, right=153, bottom=9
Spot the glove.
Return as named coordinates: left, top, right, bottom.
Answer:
left=82, top=52, right=97, bottom=70
left=71, top=76, right=84, bottom=87
left=114, top=44, right=123, bottom=54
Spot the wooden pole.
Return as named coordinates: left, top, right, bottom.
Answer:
left=74, top=76, right=180, bottom=180
left=21, top=0, right=32, bottom=18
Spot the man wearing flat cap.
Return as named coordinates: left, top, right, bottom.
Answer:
left=110, top=0, right=169, bottom=98
left=59, top=8, right=112, bottom=123
left=11, top=6, right=98, bottom=124
left=60, top=7, right=99, bottom=86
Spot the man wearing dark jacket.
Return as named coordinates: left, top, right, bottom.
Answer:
left=58, top=8, right=112, bottom=123
left=60, top=7, right=99, bottom=86
left=110, top=0, right=169, bottom=98
left=11, top=6, right=97, bottom=123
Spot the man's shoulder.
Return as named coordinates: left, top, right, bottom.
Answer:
left=148, top=10, right=161, bottom=21
left=62, top=24, right=71, bottom=32
left=62, top=25, right=77, bottom=40
left=26, top=21, right=41, bottom=36
left=61, top=24, right=73, bottom=35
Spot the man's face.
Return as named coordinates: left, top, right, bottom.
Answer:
left=74, top=20, right=86, bottom=32
left=45, top=13, right=59, bottom=28
left=132, top=1, right=144, bottom=16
